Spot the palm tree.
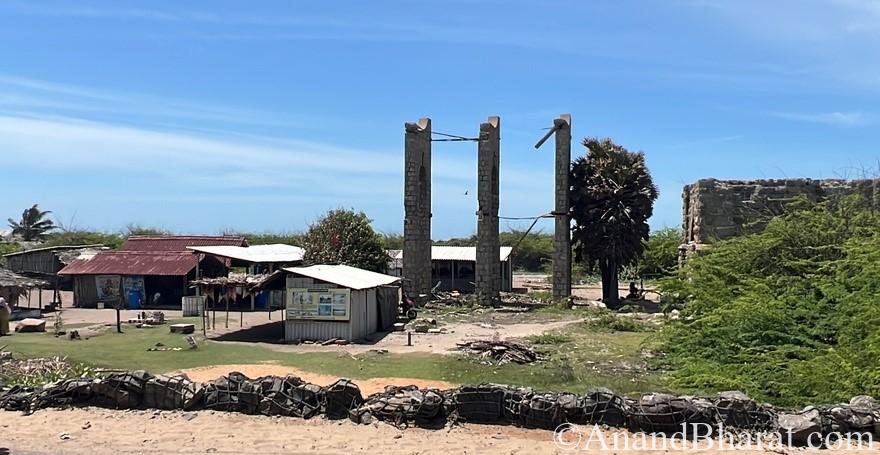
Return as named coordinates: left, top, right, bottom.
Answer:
left=570, top=138, right=658, bottom=308
left=8, top=204, right=56, bottom=241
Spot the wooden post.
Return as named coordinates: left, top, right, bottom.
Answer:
left=225, top=287, right=230, bottom=329
left=212, top=287, right=217, bottom=330
left=116, top=298, right=122, bottom=333
left=38, top=286, right=42, bottom=309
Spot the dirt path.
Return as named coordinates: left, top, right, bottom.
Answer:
left=242, top=318, right=581, bottom=356
left=178, top=364, right=455, bottom=395
left=2, top=408, right=839, bottom=455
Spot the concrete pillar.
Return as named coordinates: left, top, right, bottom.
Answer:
left=476, top=116, right=501, bottom=306
left=553, top=114, right=572, bottom=300
left=403, top=118, right=432, bottom=299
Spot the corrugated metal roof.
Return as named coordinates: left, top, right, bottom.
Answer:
left=283, top=264, right=400, bottom=290
left=3, top=244, right=107, bottom=258
left=121, top=235, right=247, bottom=252
left=389, top=246, right=513, bottom=262
left=187, top=244, right=304, bottom=263
left=58, top=251, right=199, bottom=276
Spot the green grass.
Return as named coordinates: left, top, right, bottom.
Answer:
left=3, top=317, right=668, bottom=396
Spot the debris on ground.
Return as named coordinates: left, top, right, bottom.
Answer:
left=456, top=340, right=543, bottom=364
left=0, top=351, right=92, bottom=387
left=407, top=318, right=438, bottom=333
left=127, top=311, right=166, bottom=326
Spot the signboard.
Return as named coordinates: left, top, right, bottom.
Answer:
left=95, top=275, right=121, bottom=302
left=286, top=288, right=350, bottom=321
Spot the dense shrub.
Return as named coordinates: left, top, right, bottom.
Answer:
left=656, top=196, right=880, bottom=406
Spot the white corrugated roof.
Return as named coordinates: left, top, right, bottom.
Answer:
left=390, top=246, right=512, bottom=262
left=283, top=264, right=400, bottom=290
left=187, top=244, right=304, bottom=263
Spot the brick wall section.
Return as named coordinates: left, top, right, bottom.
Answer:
left=403, top=118, right=432, bottom=299
left=682, top=178, right=880, bottom=250
left=552, top=114, right=572, bottom=300
left=476, top=116, right=501, bottom=306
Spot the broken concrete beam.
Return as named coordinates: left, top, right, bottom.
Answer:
left=169, top=324, right=195, bottom=334
left=15, top=318, right=46, bottom=333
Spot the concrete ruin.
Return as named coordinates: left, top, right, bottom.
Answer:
left=476, top=116, right=501, bottom=306
left=403, top=118, right=432, bottom=299
left=552, top=114, right=572, bottom=301
left=681, top=178, right=880, bottom=255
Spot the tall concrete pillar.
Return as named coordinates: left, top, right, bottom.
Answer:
left=476, top=116, right=501, bottom=306
left=403, top=118, right=432, bottom=299
left=552, top=114, right=572, bottom=300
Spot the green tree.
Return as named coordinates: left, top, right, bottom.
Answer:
left=302, top=209, right=388, bottom=272
left=570, top=138, right=658, bottom=308
left=8, top=204, right=56, bottom=241
left=634, top=227, right=682, bottom=278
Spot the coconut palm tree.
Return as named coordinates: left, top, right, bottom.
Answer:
left=570, top=138, right=658, bottom=308
left=8, top=204, right=56, bottom=241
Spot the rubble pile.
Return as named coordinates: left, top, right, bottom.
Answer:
left=1, top=368, right=879, bottom=447
left=456, top=340, right=542, bottom=364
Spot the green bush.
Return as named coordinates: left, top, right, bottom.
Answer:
left=655, top=195, right=880, bottom=406
left=634, top=227, right=682, bottom=278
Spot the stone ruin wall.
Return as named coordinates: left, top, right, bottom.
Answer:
left=681, top=178, right=880, bottom=255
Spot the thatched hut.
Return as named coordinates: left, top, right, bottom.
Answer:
left=0, top=269, right=49, bottom=307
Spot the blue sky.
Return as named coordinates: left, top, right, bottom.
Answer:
left=1, top=0, right=879, bottom=239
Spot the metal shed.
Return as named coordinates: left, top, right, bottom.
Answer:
left=387, top=246, right=514, bottom=292
left=278, top=265, right=400, bottom=342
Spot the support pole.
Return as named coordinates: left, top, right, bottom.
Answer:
left=553, top=114, right=572, bottom=300
left=225, top=287, right=229, bottom=329
left=403, top=118, right=432, bottom=302
left=476, top=116, right=501, bottom=306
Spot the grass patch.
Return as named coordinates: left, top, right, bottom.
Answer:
left=2, top=317, right=669, bottom=396
left=528, top=333, right=574, bottom=345
left=585, top=311, right=647, bottom=332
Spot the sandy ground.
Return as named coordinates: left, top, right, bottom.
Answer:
left=178, top=364, right=456, bottom=396
left=2, top=408, right=843, bottom=455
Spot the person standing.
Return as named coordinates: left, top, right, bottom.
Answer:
left=0, top=297, right=10, bottom=336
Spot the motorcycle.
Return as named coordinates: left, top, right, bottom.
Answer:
left=399, top=289, right=418, bottom=320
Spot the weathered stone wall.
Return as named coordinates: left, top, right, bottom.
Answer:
left=476, top=116, right=501, bottom=306
left=403, top=118, right=432, bottom=299
left=682, top=178, right=880, bottom=248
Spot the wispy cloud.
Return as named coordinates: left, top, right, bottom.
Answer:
left=772, top=111, right=876, bottom=127
left=0, top=74, right=323, bottom=132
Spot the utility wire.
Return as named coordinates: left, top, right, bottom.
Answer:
left=431, top=131, right=478, bottom=142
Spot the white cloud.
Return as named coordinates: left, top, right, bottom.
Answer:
left=772, top=111, right=876, bottom=127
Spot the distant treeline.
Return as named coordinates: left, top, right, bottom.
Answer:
left=5, top=226, right=681, bottom=276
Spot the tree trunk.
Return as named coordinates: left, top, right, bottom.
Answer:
left=600, top=259, right=620, bottom=309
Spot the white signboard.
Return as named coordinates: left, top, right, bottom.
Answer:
left=286, top=288, right=350, bottom=321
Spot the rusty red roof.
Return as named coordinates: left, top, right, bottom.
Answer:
left=120, top=235, right=247, bottom=252
left=58, top=251, right=199, bottom=276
